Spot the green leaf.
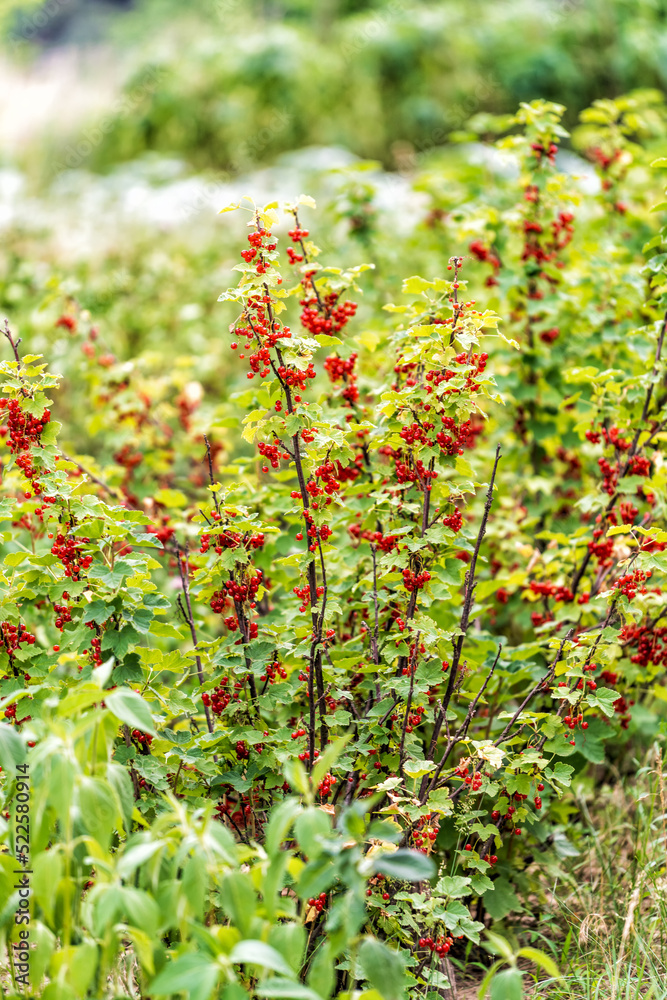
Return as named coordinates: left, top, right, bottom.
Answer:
left=586, top=687, right=618, bottom=719
left=83, top=600, right=114, bottom=625
left=88, top=558, right=134, bottom=589
left=371, top=849, right=435, bottom=882
left=265, top=797, right=301, bottom=859
left=149, top=953, right=220, bottom=1000
left=306, top=940, right=334, bottom=1000
left=255, top=981, right=323, bottom=1000
left=230, top=941, right=295, bottom=978
left=516, top=947, right=562, bottom=980
left=294, top=807, right=332, bottom=861
left=548, top=762, right=574, bottom=787
left=403, top=758, right=436, bottom=779
left=220, top=871, right=256, bottom=936
left=483, top=878, right=522, bottom=921
left=154, top=488, right=188, bottom=507
left=435, top=875, right=471, bottom=898
left=105, top=688, right=156, bottom=736
left=78, top=776, right=119, bottom=850
left=470, top=874, right=495, bottom=895
left=489, top=968, right=523, bottom=1000
left=358, top=938, right=406, bottom=1000
left=0, top=723, right=26, bottom=775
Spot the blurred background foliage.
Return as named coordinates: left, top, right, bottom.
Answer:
left=3, top=0, right=667, bottom=175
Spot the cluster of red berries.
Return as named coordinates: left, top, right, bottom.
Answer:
left=240, top=228, right=277, bottom=274
left=629, top=455, right=651, bottom=476
left=417, top=934, right=454, bottom=956
left=247, top=344, right=271, bottom=379
left=277, top=361, right=317, bottom=392
left=443, top=508, right=463, bottom=533
left=312, top=460, right=342, bottom=498
left=83, top=630, right=104, bottom=667
left=469, top=239, right=501, bottom=286
left=50, top=532, right=92, bottom=581
left=400, top=421, right=433, bottom=447
left=401, top=704, right=426, bottom=730
left=324, top=352, right=359, bottom=405
left=437, top=415, right=481, bottom=456
left=202, top=679, right=231, bottom=715
left=258, top=440, right=290, bottom=471
left=402, top=568, right=431, bottom=593
left=438, top=352, right=489, bottom=396
left=0, top=398, right=51, bottom=454
left=259, top=660, right=287, bottom=684
left=454, top=760, right=481, bottom=785
left=620, top=622, right=667, bottom=667
left=521, top=208, right=575, bottom=269
left=618, top=501, right=638, bottom=525
left=300, top=291, right=357, bottom=337
left=531, top=141, right=559, bottom=163
left=318, top=772, right=336, bottom=797
left=393, top=455, right=438, bottom=491
left=540, top=327, right=560, bottom=344
left=612, top=694, right=633, bottom=729
left=286, top=246, right=304, bottom=264
left=350, top=527, right=401, bottom=553
left=15, top=451, right=38, bottom=486
left=614, top=569, right=650, bottom=600
left=307, top=892, right=328, bottom=914
left=214, top=790, right=253, bottom=828
left=214, top=572, right=263, bottom=607
left=0, top=621, right=36, bottom=654
left=588, top=527, right=614, bottom=566
left=146, top=519, right=175, bottom=545
left=131, top=729, right=153, bottom=748
left=200, top=527, right=264, bottom=555
left=293, top=583, right=319, bottom=614
left=528, top=580, right=574, bottom=603
left=563, top=712, right=588, bottom=731
left=412, top=813, right=439, bottom=850
left=53, top=600, right=72, bottom=631
left=597, top=456, right=619, bottom=495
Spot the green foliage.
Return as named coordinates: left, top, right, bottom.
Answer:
left=8, top=0, right=667, bottom=175
left=3, top=93, right=667, bottom=995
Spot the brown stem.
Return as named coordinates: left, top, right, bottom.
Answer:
left=3, top=319, right=22, bottom=364
left=175, top=543, right=214, bottom=735
left=435, top=447, right=501, bottom=730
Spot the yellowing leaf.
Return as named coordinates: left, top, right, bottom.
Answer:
left=402, top=275, right=435, bottom=295
left=154, top=488, right=188, bottom=508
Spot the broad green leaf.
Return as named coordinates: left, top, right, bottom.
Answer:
left=105, top=688, right=156, bottom=736
left=358, top=938, right=406, bottom=1000
left=370, top=849, right=435, bottom=882
left=0, top=723, right=26, bottom=775
left=230, top=940, right=295, bottom=978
